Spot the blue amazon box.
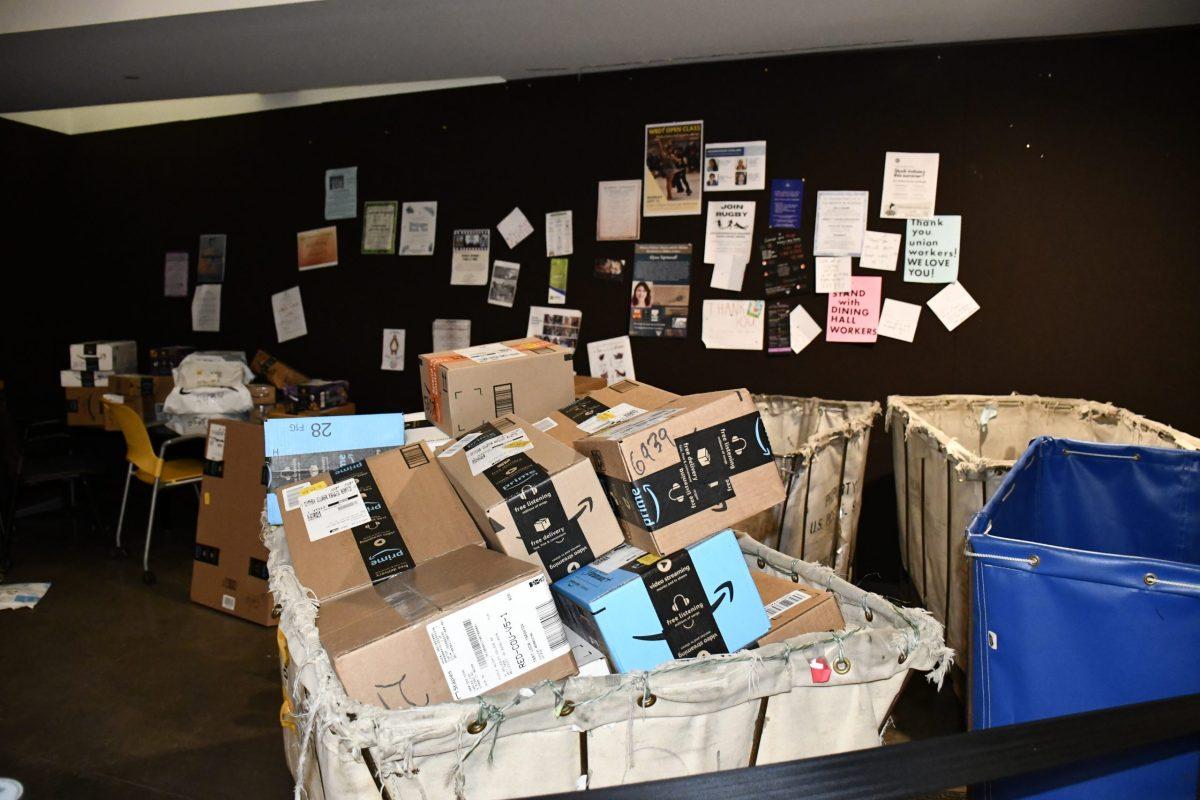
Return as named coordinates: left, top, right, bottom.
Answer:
left=263, top=413, right=407, bottom=524
left=552, top=529, right=767, bottom=672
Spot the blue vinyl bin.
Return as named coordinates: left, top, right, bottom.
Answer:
left=967, top=436, right=1200, bottom=798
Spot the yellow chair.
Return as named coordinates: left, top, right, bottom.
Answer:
left=105, top=401, right=205, bottom=585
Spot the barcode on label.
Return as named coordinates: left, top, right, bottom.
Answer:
left=221, top=594, right=236, bottom=611
left=400, top=443, right=430, bottom=469
left=764, top=589, right=812, bottom=619
left=463, top=619, right=487, bottom=668
left=281, top=482, right=311, bottom=511
left=536, top=599, right=567, bottom=652
left=494, top=383, right=514, bottom=416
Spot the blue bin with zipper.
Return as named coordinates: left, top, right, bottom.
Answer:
left=967, top=436, right=1200, bottom=798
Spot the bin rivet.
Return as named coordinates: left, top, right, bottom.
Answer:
left=1028, top=555, right=1040, bottom=567
left=833, top=657, right=851, bottom=675
left=271, top=604, right=283, bottom=619
left=557, top=700, right=576, bottom=717
left=466, top=720, right=487, bottom=735
left=1144, top=573, right=1157, bottom=586
left=864, top=608, right=874, bottom=622
left=897, top=652, right=907, bottom=664
left=636, top=693, right=657, bottom=708
left=790, top=573, right=800, bottom=584
left=757, top=557, right=767, bottom=569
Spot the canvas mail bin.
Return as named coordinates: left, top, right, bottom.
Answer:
left=886, top=393, right=1199, bottom=659
left=740, top=396, right=879, bottom=580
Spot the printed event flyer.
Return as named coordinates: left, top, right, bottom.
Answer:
left=643, top=121, right=703, bottom=217
left=629, top=244, right=691, bottom=338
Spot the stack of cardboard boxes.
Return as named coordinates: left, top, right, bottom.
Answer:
left=251, top=350, right=355, bottom=417
left=265, top=337, right=844, bottom=707
left=60, top=340, right=176, bottom=429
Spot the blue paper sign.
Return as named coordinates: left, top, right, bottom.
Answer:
left=904, top=215, right=961, bottom=283
left=769, top=179, right=804, bottom=229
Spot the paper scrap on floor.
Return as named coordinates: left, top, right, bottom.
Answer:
left=0, top=582, right=50, bottom=610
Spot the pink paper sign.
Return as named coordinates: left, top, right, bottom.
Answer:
left=826, top=275, right=881, bottom=342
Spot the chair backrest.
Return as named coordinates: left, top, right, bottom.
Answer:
left=104, top=401, right=159, bottom=475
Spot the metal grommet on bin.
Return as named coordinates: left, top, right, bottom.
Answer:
left=757, top=557, right=767, bottom=569
left=271, top=604, right=283, bottom=619
left=557, top=700, right=576, bottom=717
left=636, top=693, right=657, bottom=708
left=833, top=657, right=851, bottom=675
left=897, top=652, right=907, bottom=664
left=790, top=573, right=800, bottom=584
left=1028, top=555, right=1040, bottom=567
left=466, top=720, right=487, bottom=735
left=864, top=608, right=874, bottom=622
left=1144, top=573, right=1157, bottom=586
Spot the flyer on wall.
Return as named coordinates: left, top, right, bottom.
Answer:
left=432, top=318, right=470, bottom=352
left=596, top=180, right=641, bottom=241
left=769, top=179, right=804, bottom=229
left=527, top=306, right=582, bottom=351
left=545, top=210, right=573, bottom=257
left=399, top=201, right=437, bottom=256
left=197, top=234, right=226, bottom=283
left=629, top=243, right=691, bottom=338
left=297, top=226, right=338, bottom=271
left=381, top=329, right=405, bottom=371
left=451, top=229, right=490, bottom=285
left=765, top=300, right=792, bottom=354
left=643, top=121, right=703, bottom=217
left=487, top=260, right=520, bottom=307
left=593, top=257, right=625, bottom=282
left=701, top=299, right=765, bottom=351
left=548, top=258, right=568, bottom=304
left=324, top=166, right=357, bottom=220
left=880, top=152, right=939, bottom=219
left=164, top=252, right=189, bottom=297
left=813, top=191, right=869, bottom=257
left=361, top=201, right=398, bottom=254
left=761, top=231, right=810, bottom=298
left=587, top=335, right=635, bottom=383
left=702, top=141, right=766, bottom=191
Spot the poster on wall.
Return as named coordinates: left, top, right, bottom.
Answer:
left=545, top=210, right=573, bottom=257
left=880, top=152, right=939, bottom=219
left=197, top=234, right=226, bottom=283
left=704, top=199, right=755, bottom=265
left=433, top=318, right=470, bottom=352
left=927, top=281, right=979, bottom=330
left=813, top=191, right=868, bottom=257
left=324, top=166, right=357, bottom=220
left=548, top=258, right=568, bottom=304
left=527, top=306, right=582, bottom=351
left=191, top=284, right=221, bottom=332
left=587, top=335, right=635, bottom=384
left=702, top=299, right=765, bottom=350
left=789, top=304, right=822, bottom=353
left=297, top=226, right=338, bottom=271
left=270, top=286, right=307, bottom=343
left=904, top=215, right=961, bottom=283
left=643, top=120, right=703, bottom=217
left=629, top=243, right=691, bottom=338
left=596, top=180, right=641, bottom=241
left=164, top=252, right=189, bottom=297
left=399, top=201, right=437, bottom=256
left=361, top=201, right=398, bottom=254
left=497, top=207, right=534, bottom=249
left=761, top=231, right=809, bottom=298
left=769, top=179, right=804, bottom=229
left=451, top=229, right=490, bottom=285
left=765, top=301, right=791, bottom=354
left=859, top=230, right=902, bottom=271
left=825, top=275, right=882, bottom=343
left=703, top=140, right=766, bottom=191
left=381, top=329, right=405, bottom=370
left=594, top=257, right=625, bottom=282
left=487, top=260, right=520, bottom=307
left=814, top=256, right=852, bottom=294
left=877, top=299, right=922, bottom=342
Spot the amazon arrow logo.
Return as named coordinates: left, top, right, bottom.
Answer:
left=630, top=581, right=735, bottom=642
left=570, top=496, right=593, bottom=522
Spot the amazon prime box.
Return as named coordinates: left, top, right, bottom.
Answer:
left=436, top=414, right=623, bottom=581
left=533, top=379, right=679, bottom=447
left=574, top=389, right=785, bottom=555
left=552, top=530, right=767, bottom=672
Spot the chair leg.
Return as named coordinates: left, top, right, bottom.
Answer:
left=81, top=477, right=102, bottom=533
left=114, top=463, right=134, bottom=554
left=142, top=476, right=162, bottom=584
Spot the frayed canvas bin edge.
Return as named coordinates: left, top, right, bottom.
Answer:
left=265, top=513, right=950, bottom=799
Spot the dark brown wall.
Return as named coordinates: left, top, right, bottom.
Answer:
left=3, top=29, right=1197, bottom=578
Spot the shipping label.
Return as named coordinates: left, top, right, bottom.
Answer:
left=300, top=479, right=371, bottom=541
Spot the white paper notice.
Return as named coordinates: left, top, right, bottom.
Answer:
left=399, top=201, right=437, bottom=255
left=191, top=284, right=221, bottom=332
left=880, top=152, right=939, bottom=219
left=877, top=299, right=922, bottom=342
left=711, top=256, right=749, bottom=292
left=596, top=180, right=642, bottom=241
left=587, top=335, right=635, bottom=384
left=426, top=575, right=567, bottom=701
left=813, top=191, right=869, bottom=256
left=456, top=343, right=525, bottom=364
left=575, top=403, right=646, bottom=435
left=433, top=319, right=470, bottom=352
left=704, top=200, right=755, bottom=265
left=487, top=260, right=520, bottom=307
left=815, top=256, right=852, bottom=294
left=324, top=166, right=357, bottom=220
left=467, top=427, right=533, bottom=475
left=300, top=479, right=371, bottom=541
left=381, top=328, right=405, bottom=370
left=281, top=482, right=311, bottom=512
left=927, top=282, right=980, bottom=331
left=859, top=231, right=903, bottom=271
left=497, top=207, right=534, bottom=249
left=789, top=305, right=822, bottom=353
left=545, top=210, right=573, bottom=257
left=271, top=286, right=307, bottom=343
left=702, top=140, right=767, bottom=191
left=164, top=252, right=188, bottom=297
left=451, top=229, right=490, bottom=285
left=702, top=299, right=765, bottom=350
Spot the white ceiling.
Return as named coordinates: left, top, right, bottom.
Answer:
left=1, top=0, right=1196, bottom=123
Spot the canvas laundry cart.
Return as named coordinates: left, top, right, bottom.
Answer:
left=886, top=394, right=1200, bottom=659
left=967, top=436, right=1200, bottom=798
left=267, top=524, right=949, bottom=800
left=742, top=396, right=880, bottom=579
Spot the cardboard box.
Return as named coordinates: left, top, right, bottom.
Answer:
left=552, top=530, right=768, bottom=672
left=565, top=626, right=611, bottom=677
left=575, top=389, right=785, bottom=555
left=436, top=414, right=624, bottom=581
left=191, top=419, right=275, bottom=626
left=60, top=370, right=111, bottom=388
left=752, top=570, right=845, bottom=647
left=275, top=442, right=483, bottom=602
left=103, top=374, right=174, bottom=430
left=318, top=545, right=576, bottom=707
left=573, top=375, right=607, bottom=397
left=251, top=349, right=310, bottom=389
left=289, top=379, right=350, bottom=412
left=402, top=411, right=451, bottom=449
left=263, top=412, right=404, bottom=524
left=69, top=340, right=138, bottom=372
left=149, top=345, right=195, bottom=375
left=248, top=383, right=277, bottom=405
left=536, top=380, right=679, bottom=447
left=419, top=338, right=574, bottom=437
left=65, top=386, right=108, bottom=427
